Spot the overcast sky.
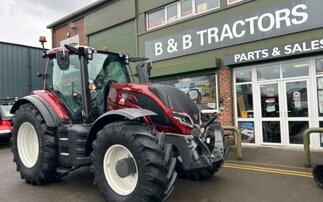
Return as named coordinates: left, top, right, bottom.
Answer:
left=0, top=0, right=98, bottom=49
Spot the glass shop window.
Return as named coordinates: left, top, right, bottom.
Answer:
left=320, top=122, right=323, bottom=147
left=316, top=58, right=323, bottom=75
left=167, top=4, right=178, bottom=22
left=181, top=0, right=193, bottom=17
left=316, top=58, right=323, bottom=117
left=238, top=121, right=255, bottom=143
left=154, top=74, right=218, bottom=110
left=257, top=65, right=280, bottom=81
left=235, top=68, right=252, bottom=83
left=147, top=9, right=165, bottom=29
left=195, top=0, right=219, bottom=13
left=282, top=61, right=309, bottom=78
left=236, top=84, right=253, bottom=118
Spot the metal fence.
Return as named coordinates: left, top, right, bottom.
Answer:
left=0, top=42, right=46, bottom=98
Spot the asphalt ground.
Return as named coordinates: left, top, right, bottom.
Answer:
left=1, top=141, right=323, bottom=202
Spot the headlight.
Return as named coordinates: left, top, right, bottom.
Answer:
left=172, top=111, right=194, bottom=128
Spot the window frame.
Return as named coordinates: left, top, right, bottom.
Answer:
left=146, top=8, right=166, bottom=30
left=146, top=0, right=220, bottom=30
left=227, top=0, right=244, bottom=6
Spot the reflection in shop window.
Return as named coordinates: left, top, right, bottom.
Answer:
left=263, top=121, right=281, bottom=143
left=238, top=121, right=255, bottom=143
left=181, top=0, right=193, bottom=17
left=195, top=0, right=219, bottom=13
left=260, top=83, right=279, bottom=118
left=147, top=9, right=165, bottom=29
left=289, top=121, right=308, bottom=144
left=257, top=65, right=280, bottom=81
left=235, top=68, right=251, bottom=83
left=282, top=61, right=309, bottom=78
left=236, top=84, right=253, bottom=118
left=316, top=59, right=323, bottom=118
left=155, top=74, right=218, bottom=110
left=167, top=4, right=178, bottom=22
left=320, top=122, right=323, bottom=147
left=316, top=58, right=323, bottom=75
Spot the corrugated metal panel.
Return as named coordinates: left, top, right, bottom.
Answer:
left=0, top=42, right=46, bottom=98
left=88, top=20, right=136, bottom=56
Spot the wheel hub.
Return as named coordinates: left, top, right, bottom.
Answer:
left=17, top=122, right=39, bottom=168
left=103, top=144, right=138, bottom=196
left=116, top=157, right=137, bottom=178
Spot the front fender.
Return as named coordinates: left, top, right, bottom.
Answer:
left=85, top=108, right=156, bottom=155
left=10, top=95, right=60, bottom=127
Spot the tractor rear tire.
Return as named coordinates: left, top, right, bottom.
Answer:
left=12, top=103, right=59, bottom=184
left=90, top=121, right=177, bottom=202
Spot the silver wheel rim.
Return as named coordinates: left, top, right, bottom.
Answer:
left=17, top=122, right=39, bottom=168
left=103, top=144, right=138, bottom=195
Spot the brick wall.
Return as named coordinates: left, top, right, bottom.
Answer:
left=219, top=66, right=233, bottom=126
left=52, top=18, right=87, bottom=48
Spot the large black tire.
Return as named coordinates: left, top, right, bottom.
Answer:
left=90, top=121, right=177, bottom=202
left=175, top=160, right=223, bottom=181
left=313, top=164, right=323, bottom=189
left=12, top=103, right=59, bottom=184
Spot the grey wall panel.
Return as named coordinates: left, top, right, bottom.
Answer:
left=0, top=42, right=45, bottom=98
left=85, top=0, right=136, bottom=35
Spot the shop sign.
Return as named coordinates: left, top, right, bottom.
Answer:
left=145, top=0, right=323, bottom=61
left=223, top=38, right=323, bottom=65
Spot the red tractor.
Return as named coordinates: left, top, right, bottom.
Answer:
left=10, top=37, right=228, bottom=201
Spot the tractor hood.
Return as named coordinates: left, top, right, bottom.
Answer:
left=148, top=84, right=200, bottom=124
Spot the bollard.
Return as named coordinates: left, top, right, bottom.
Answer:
left=303, top=128, right=323, bottom=167
left=223, top=126, right=242, bottom=161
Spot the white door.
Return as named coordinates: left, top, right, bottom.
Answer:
left=282, top=79, right=310, bottom=146
left=256, top=79, right=311, bottom=146
left=257, top=82, right=284, bottom=145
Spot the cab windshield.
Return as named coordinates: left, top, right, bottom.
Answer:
left=46, top=52, right=130, bottom=120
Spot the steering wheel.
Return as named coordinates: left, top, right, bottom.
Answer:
left=94, top=75, right=105, bottom=89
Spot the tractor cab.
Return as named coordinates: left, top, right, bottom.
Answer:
left=44, top=48, right=131, bottom=120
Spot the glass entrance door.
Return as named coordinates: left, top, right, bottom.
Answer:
left=257, top=80, right=310, bottom=146
left=284, top=80, right=309, bottom=145
left=259, top=83, right=282, bottom=144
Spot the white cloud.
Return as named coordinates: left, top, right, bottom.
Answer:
left=0, top=0, right=97, bottom=49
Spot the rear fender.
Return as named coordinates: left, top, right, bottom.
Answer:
left=10, top=95, right=60, bottom=127
left=85, top=108, right=156, bottom=155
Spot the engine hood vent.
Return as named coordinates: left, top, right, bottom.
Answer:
left=149, top=84, right=200, bottom=124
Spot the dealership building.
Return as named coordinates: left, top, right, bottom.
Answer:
left=48, top=0, right=323, bottom=149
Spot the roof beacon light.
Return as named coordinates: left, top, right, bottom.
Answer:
left=39, top=36, right=47, bottom=58
left=39, top=36, right=47, bottom=43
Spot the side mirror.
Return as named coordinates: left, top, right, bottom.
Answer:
left=136, top=62, right=150, bottom=83
left=56, top=51, right=70, bottom=70
left=146, top=61, right=152, bottom=77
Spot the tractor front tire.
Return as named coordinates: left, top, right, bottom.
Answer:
left=90, top=121, right=177, bottom=202
left=175, top=160, right=223, bottom=181
left=12, top=103, right=59, bottom=185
